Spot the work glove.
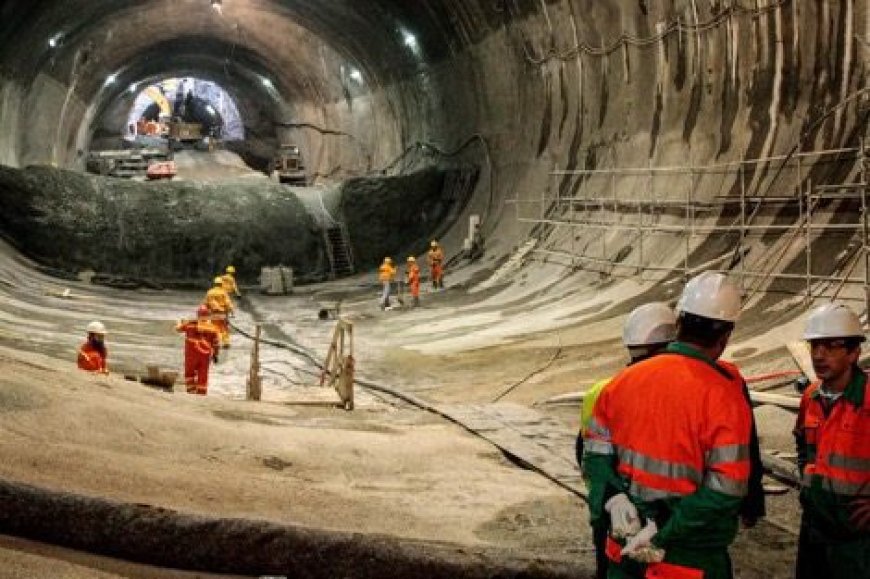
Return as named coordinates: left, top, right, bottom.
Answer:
left=851, top=497, right=870, bottom=531
left=605, top=493, right=642, bottom=538
left=621, top=519, right=665, bottom=563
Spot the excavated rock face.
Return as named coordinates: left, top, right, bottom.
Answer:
left=0, top=165, right=467, bottom=284
left=0, top=166, right=323, bottom=284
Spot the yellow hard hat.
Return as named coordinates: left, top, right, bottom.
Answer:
left=430, top=240, right=438, bottom=247
left=213, top=276, right=223, bottom=285
left=226, top=265, right=236, bottom=274
left=407, top=256, right=416, bottom=263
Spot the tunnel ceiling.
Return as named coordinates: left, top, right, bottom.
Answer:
left=0, top=0, right=462, bottom=108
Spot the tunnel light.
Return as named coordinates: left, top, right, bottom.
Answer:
left=206, top=104, right=216, bottom=114
left=104, top=73, right=118, bottom=86
left=349, top=68, right=363, bottom=84
left=211, top=0, right=222, bottom=14
left=402, top=31, right=418, bottom=50
left=128, top=83, right=138, bottom=94
left=48, top=33, right=62, bottom=48
left=261, top=77, right=274, bottom=89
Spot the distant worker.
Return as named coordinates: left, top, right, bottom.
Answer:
left=175, top=305, right=221, bottom=395
left=584, top=272, right=752, bottom=578
left=794, top=303, right=870, bottom=579
left=427, top=240, right=445, bottom=289
left=406, top=256, right=421, bottom=307
left=221, top=265, right=242, bottom=298
left=578, top=303, right=676, bottom=579
left=77, top=321, right=109, bottom=374
left=205, top=276, right=234, bottom=347
left=378, top=257, right=396, bottom=310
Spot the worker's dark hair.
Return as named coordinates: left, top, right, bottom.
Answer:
left=676, top=312, right=734, bottom=348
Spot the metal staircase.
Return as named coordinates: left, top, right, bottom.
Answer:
left=323, top=224, right=355, bottom=279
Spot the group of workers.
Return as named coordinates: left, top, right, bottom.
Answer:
left=578, top=271, right=869, bottom=579
left=77, top=265, right=242, bottom=396
left=378, top=240, right=445, bottom=310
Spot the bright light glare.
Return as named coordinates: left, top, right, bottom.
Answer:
left=403, top=31, right=417, bottom=49
left=261, top=77, right=274, bottom=89
left=105, top=73, right=117, bottom=86
left=48, top=33, right=62, bottom=48
left=128, top=83, right=137, bottom=93
left=349, top=68, right=363, bottom=83
left=211, top=0, right=222, bottom=14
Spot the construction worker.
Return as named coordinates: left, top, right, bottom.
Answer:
left=406, top=256, right=421, bottom=307
left=584, top=272, right=752, bottom=579
left=427, top=240, right=445, bottom=289
left=77, top=321, right=109, bottom=374
left=221, top=265, right=242, bottom=298
left=577, top=302, right=676, bottom=579
left=794, top=303, right=870, bottom=578
left=378, top=257, right=396, bottom=310
left=205, top=276, right=233, bottom=347
left=175, top=305, right=221, bottom=395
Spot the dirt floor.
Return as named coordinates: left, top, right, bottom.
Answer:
left=0, top=239, right=803, bottom=576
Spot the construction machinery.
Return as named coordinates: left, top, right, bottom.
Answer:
left=271, top=144, right=308, bottom=185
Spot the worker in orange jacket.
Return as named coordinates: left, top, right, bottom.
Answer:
left=406, top=256, right=421, bottom=307
left=378, top=257, right=396, bottom=310
left=427, top=240, right=445, bottom=289
left=584, top=272, right=752, bottom=579
left=794, top=303, right=870, bottom=578
left=205, top=276, right=233, bottom=347
left=77, top=321, right=109, bottom=374
left=176, top=305, right=221, bottom=395
left=221, top=265, right=242, bottom=298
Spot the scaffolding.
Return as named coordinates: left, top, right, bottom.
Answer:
left=511, top=142, right=870, bottom=313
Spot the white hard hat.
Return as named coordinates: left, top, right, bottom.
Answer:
left=622, top=303, right=677, bottom=347
left=803, top=303, right=865, bottom=341
left=86, top=321, right=107, bottom=334
left=676, top=272, right=741, bottom=322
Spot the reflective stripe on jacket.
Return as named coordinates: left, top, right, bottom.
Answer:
left=176, top=320, right=220, bottom=356
left=795, top=370, right=870, bottom=540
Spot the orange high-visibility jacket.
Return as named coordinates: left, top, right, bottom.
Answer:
left=378, top=263, right=396, bottom=282
left=77, top=342, right=108, bottom=373
left=205, top=286, right=233, bottom=314
left=176, top=320, right=220, bottom=356
left=588, top=351, right=752, bottom=503
left=795, top=372, right=870, bottom=538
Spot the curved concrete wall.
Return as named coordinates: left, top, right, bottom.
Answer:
left=0, top=1, right=868, bottom=279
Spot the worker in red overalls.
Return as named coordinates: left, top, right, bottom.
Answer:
left=175, top=305, right=221, bottom=395
left=406, top=256, right=420, bottom=307
left=77, top=321, right=109, bottom=374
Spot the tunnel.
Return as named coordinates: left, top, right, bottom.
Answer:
left=0, top=0, right=868, bottom=577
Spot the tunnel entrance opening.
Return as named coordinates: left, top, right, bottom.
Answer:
left=125, top=77, right=244, bottom=145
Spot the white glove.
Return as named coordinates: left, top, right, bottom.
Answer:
left=621, top=519, right=665, bottom=563
left=605, top=493, right=642, bottom=538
